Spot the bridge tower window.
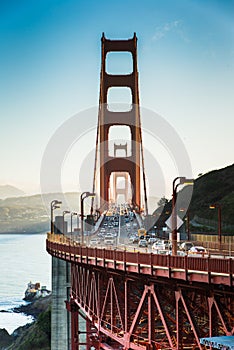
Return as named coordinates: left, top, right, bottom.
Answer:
left=107, top=87, right=132, bottom=112
left=108, top=125, right=132, bottom=157
left=106, top=51, right=133, bottom=75
left=109, top=172, right=132, bottom=205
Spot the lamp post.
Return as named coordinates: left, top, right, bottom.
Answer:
left=179, top=208, right=190, bottom=241
left=209, top=203, right=222, bottom=245
left=80, top=192, right=95, bottom=245
left=71, top=212, right=78, bottom=233
left=172, top=177, right=193, bottom=255
left=63, top=210, right=70, bottom=234
left=186, top=210, right=190, bottom=241
left=95, top=209, right=101, bottom=221
left=50, top=200, right=62, bottom=234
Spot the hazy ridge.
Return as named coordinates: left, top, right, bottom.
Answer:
left=0, top=163, right=233, bottom=233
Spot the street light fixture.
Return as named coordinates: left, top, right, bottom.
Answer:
left=209, top=203, right=222, bottom=245
left=63, top=210, right=70, bottom=234
left=71, top=212, right=78, bottom=233
left=80, top=192, right=96, bottom=245
left=172, top=177, right=194, bottom=255
left=50, top=200, right=62, bottom=234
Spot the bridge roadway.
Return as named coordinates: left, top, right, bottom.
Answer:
left=48, top=208, right=234, bottom=349
left=47, top=234, right=234, bottom=287
left=47, top=228, right=234, bottom=350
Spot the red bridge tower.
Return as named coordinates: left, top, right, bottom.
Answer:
left=95, top=33, right=147, bottom=212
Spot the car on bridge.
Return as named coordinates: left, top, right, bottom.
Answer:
left=152, top=249, right=172, bottom=255
left=147, top=237, right=157, bottom=245
left=188, top=246, right=208, bottom=257
left=138, top=239, right=148, bottom=247
left=104, top=238, right=115, bottom=246
left=129, top=236, right=139, bottom=243
left=152, top=240, right=165, bottom=251
left=105, top=232, right=115, bottom=239
left=180, top=241, right=194, bottom=252
left=89, top=238, right=100, bottom=246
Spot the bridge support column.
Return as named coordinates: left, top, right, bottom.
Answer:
left=51, top=257, right=70, bottom=350
left=66, top=299, right=79, bottom=350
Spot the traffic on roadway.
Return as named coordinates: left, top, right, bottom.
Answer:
left=85, top=204, right=208, bottom=257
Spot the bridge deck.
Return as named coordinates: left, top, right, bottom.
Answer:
left=47, top=234, right=234, bottom=287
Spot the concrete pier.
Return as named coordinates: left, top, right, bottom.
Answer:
left=51, top=256, right=70, bottom=350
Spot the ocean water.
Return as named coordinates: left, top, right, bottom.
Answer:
left=0, top=233, right=51, bottom=334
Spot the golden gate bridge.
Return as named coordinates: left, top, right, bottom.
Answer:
left=46, top=33, right=234, bottom=350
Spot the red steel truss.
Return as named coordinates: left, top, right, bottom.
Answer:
left=47, top=237, right=234, bottom=350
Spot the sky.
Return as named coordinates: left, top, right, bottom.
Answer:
left=0, top=0, right=233, bottom=201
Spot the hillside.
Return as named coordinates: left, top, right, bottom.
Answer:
left=0, top=185, right=25, bottom=199
left=188, top=164, right=234, bottom=226
left=0, top=296, right=51, bottom=350
left=153, top=164, right=234, bottom=232
left=0, top=192, right=80, bottom=234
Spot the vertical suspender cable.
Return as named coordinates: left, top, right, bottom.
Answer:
left=91, top=75, right=102, bottom=215
left=139, top=113, right=148, bottom=216
left=134, top=38, right=148, bottom=216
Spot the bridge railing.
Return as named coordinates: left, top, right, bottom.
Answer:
left=47, top=233, right=234, bottom=277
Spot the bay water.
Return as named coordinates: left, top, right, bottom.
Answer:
left=0, top=233, right=51, bottom=334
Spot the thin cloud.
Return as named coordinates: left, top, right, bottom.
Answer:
left=152, top=20, right=190, bottom=43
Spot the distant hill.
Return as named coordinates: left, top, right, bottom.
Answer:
left=0, top=185, right=25, bottom=199
left=0, top=192, right=80, bottom=234
left=1, top=164, right=234, bottom=234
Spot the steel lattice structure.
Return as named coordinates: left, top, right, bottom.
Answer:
left=47, top=237, right=234, bottom=350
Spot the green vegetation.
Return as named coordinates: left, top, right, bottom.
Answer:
left=154, top=164, right=234, bottom=232
left=7, top=308, right=51, bottom=350
left=37, top=308, right=51, bottom=338
left=189, top=164, right=234, bottom=227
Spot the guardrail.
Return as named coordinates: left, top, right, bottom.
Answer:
left=47, top=233, right=234, bottom=286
